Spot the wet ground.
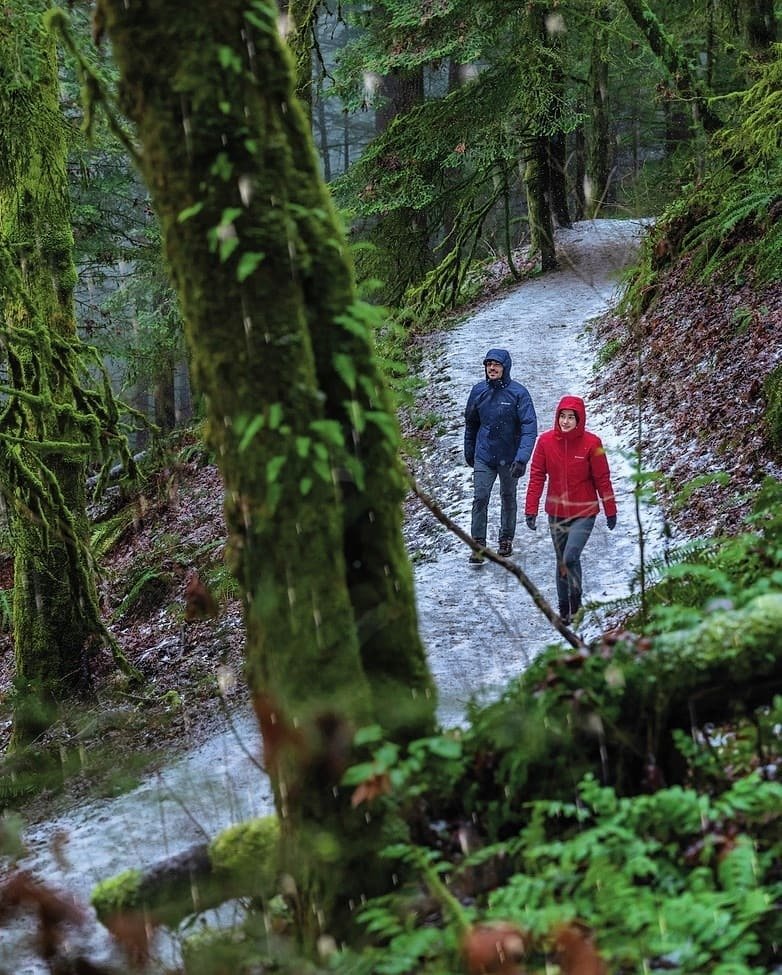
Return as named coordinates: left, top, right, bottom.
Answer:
left=4, top=219, right=661, bottom=972
left=407, top=218, right=659, bottom=725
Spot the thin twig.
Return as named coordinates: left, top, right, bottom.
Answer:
left=408, top=474, right=587, bottom=650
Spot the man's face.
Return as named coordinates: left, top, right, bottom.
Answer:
left=485, top=359, right=504, bottom=380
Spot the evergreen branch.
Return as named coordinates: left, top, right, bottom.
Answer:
left=44, top=8, right=141, bottom=167
left=621, top=0, right=723, bottom=133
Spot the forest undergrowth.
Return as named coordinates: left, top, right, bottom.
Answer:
left=1, top=218, right=781, bottom=974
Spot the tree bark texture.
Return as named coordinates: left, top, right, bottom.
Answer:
left=588, top=7, right=612, bottom=217
left=96, top=0, right=435, bottom=941
left=0, top=0, right=106, bottom=740
left=524, top=139, right=557, bottom=271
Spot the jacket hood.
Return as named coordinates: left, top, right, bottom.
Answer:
left=554, top=394, right=585, bottom=431
left=483, top=348, right=512, bottom=384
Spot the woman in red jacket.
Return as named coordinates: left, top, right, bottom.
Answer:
left=524, top=394, right=617, bottom=624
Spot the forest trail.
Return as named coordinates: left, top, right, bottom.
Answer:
left=7, top=218, right=656, bottom=972
left=407, top=218, right=657, bottom=726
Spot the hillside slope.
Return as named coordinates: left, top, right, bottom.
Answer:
left=592, top=246, right=782, bottom=537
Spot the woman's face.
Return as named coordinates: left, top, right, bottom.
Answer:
left=558, top=409, right=578, bottom=432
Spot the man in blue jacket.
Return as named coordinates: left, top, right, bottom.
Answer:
left=464, top=349, right=537, bottom=563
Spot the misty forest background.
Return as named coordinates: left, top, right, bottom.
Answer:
left=1, top=0, right=782, bottom=973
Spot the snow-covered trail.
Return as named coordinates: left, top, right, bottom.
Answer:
left=409, top=219, right=657, bottom=727
left=6, top=219, right=658, bottom=973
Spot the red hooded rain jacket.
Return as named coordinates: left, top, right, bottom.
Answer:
left=525, top=394, right=617, bottom=520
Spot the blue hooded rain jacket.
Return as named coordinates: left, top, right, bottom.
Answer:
left=464, top=348, right=537, bottom=470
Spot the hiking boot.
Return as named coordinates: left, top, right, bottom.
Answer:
left=497, top=537, right=513, bottom=557
left=469, top=539, right=486, bottom=565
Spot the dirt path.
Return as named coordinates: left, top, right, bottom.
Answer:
left=406, top=218, right=658, bottom=726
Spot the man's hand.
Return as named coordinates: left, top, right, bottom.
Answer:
left=525, top=515, right=537, bottom=531
left=509, top=460, right=526, bottom=478
left=606, top=515, right=617, bottom=530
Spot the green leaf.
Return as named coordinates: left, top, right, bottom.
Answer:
left=177, top=201, right=204, bottom=223
left=237, top=413, right=265, bottom=452
left=268, top=403, right=283, bottom=429
left=295, top=436, right=310, bottom=458
left=333, top=353, right=357, bottom=391
left=313, top=458, right=332, bottom=483
left=354, top=724, right=384, bottom=746
left=219, top=236, right=240, bottom=262
left=217, top=45, right=243, bottom=73
left=341, top=761, right=378, bottom=786
left=236, top=250, right=265, bottom=282
left=299, top=477, right=312, bottom=496
left=365, top=410, right=399, bottom=442
left=210, top=152, right=233, bottom=181
left=266, top=455, right=285, bottom=483
left=310, top=419, right=344, bottom=448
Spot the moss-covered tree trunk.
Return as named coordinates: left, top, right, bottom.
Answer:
left=96, top=0, right=435, bottom=943
left=0, top=1, right=106, bottom=742
left=524, top=139, right=557, bottom=271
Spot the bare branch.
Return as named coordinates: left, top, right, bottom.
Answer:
left=408, top=474, right=587, bottom=650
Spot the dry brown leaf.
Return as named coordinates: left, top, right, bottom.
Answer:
left=461, top=921, right=527, bottom=974
left=184, top=568, right=218, bottom=621
left=350, top=772, right=392, bottom=807
left=552, top=921, right=607, bottom=975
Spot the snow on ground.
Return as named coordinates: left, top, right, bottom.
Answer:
left=407, top=218, right=663, bottom=727
left=6, top=219, right=661, bottom=973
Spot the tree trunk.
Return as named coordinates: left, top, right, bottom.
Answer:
left=96, top=0, right=435, bottom=943
left=154, top=358, right=177, bottom=433
left=543, top=10, right=571, bottom=228
left=573, top=124, right=586, bottom=221
left=743, top=0, right=777, bottom=51
left=92, top=817, right=280, bottom=931
left=547, top=132, right=571, bottom=228
left=371, top=65, right=433, bottom=303
left=587, top=7, right=612, bottom=217
left=524, top=140, right=557, bottom=271
left=621, top=0, right=723, bottom=133
left=280, top=0, right=318, bottom=117
left=0, top=1, right=113, bottom=742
